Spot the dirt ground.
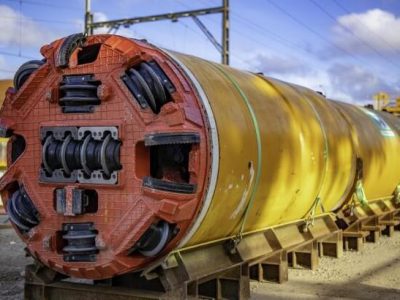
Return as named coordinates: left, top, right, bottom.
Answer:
left=0, top=217, right=32, bottom=300
left=1, top=215, right=400, bottom=300
left=251, top=232, right=400, bottom=299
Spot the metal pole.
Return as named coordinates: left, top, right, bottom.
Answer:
left=191, top=16, right=222, bottom=53
left=84, top=0, right=93, bottom=35
left=222, top=0, right=229, bottom=65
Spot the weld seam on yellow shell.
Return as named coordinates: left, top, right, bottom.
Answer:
left=297, top=89, right=330, bottom=219
left=163, top=50, right=220, bottom=248
left=211, top=63, right=262, bottom=239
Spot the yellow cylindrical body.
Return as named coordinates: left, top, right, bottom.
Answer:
left=333, top=102, right=400, bottom=201
left=0, top=80, right=12, bottom=211
left=0, top=80, right=12, bottom=104
left=172, top=54, right=359, bottom=247
left=378, top=110, right=400, bottom=135
left=2, top=34, right=400, bottom=279
left=0, top=80, right=12, bottom=169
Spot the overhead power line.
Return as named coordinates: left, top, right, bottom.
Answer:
left=1, top=15, right=76, bottom=25
left=308, top=0, right=400, bottom=70
left=0, top=68, right=15, bottom=74
left=198, top=0, right=398, bottom=72
left=332, top=0, right=400, bottom=55
left=85, top=0, right=230, bottom=65
left=3, top=0, right=80, bottom=11
left=177, top=1, right=316, bottom=62
left=178, top=3, right=318, bottom=67
left=265, top=0, right=368, bottom=66
left=0, top=50, right=36, bottom=60
left=231, top=13, right=315, bottom=56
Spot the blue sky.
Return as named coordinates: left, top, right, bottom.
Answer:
left=0, top=0, right=399, bottom=103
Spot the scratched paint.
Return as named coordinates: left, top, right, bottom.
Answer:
left=230, top=162, right=255, bottom=220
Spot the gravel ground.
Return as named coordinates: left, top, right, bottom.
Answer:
left=1, top=215, right=400, bottom=299
left=0, top=217, right=32, bottom=300
left=251, top=231, right=400, bottom=299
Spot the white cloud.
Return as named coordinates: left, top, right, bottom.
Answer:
left=92, top=12, right=134, bottom=37
left=0, top=55, right=13, bottom=80
left=327, top=63, right=399, bottom=103
left=0, top=5, right=57, bottom=48
left=93, top=12, right=108, bottom=23
left=333, top=9, right=400, bottom=54
left=74, top=19, right=85, bottom=33
left=247, top=52, right=350, bottom=102
left=249, top=52, right=311, bottom=76
left=249, top=50, right=395, bottom=104
left=0, top=56, right=6, bottom=69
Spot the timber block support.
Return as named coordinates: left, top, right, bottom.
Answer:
left=288, top=241, right=319, bottom=270
left=394, top=210, right=400, bottom=231
left=24, top=214, right=342, bottom=300
left=193, top=264, right=250, bottom=300
left=362, top=223, right=383, bottom=243
left=249, top=252, right=288, bottom=284
left=24, top=200, right=400, bottom=300
left=340, top=217, right=369, bottom=251
left=338, top=198, right=400, bottom=252
left=343, top=233, right=366, bottom=251
left=379, top=210, right=400, bottom=237
left=0, top=223, right=12, bottom=230
left=318, top=230, right=343, bottom=258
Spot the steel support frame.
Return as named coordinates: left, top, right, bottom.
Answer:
left=20, top=197, right=400, bottom=299
left=84, top=0, right=230, bottom=65
left=338, top=198, right=400, bottom=251
left=24, top=214, right=342, bottom=300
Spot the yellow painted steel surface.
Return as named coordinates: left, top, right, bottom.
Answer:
left=0, top=80, right=12, bottom=168
left=333, top=102, right=400, bottom=202
left=173, top=54, right=358, bottom=247
left=0, top=80, right=12, bottom=210
left=378, top=110, right=400, bottom=135
left=0, top=80, right=12, bottom=106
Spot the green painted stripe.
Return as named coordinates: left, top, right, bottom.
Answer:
left=210, top=62, right=263, bottom=237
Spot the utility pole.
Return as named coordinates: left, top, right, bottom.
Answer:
left=84, top=0, right=93, bottom=36
left=222, top=0, right=229, bottom=65
left=84, top=0, right=229, bottom=65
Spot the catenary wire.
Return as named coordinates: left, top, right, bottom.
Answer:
left=332, top=0, right=400, bottom=54
left=308, top=0, right=400, bottom=69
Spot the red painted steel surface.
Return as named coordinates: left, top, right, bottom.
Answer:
left=0, top=35, right=211, bottom=279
